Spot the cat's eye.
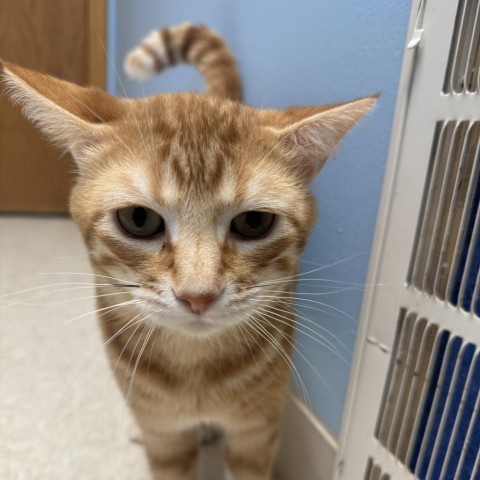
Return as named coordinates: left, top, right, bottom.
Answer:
left=116, top=207, right=165, bottom=238
left=230, top=211, right=275, bottom=239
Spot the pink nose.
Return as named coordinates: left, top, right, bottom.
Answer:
left=175, top=290, right=220, bottom=315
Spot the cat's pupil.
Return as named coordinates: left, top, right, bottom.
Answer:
left=116, top=206, right=164, bottom=238
left=246, top=211, right=262, bottom=229
left=230, top=211, right=275, bottom=238
left=132, top=207, right=147, bottom=227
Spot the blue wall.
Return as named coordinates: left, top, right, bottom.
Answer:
left=109, top=0, right=412, bottom=437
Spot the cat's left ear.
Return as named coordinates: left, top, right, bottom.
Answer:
left=0, top=60, right=128, bottom=170
left=264, top=95, right=378, bottom=182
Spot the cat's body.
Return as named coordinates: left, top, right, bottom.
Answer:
left=1, top=23, right=375, bottom=480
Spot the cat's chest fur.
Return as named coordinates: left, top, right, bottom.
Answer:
left=99, top=300, right=294, bottom=430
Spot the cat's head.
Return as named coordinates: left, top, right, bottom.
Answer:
left=1, top=61, right=376, bottom=333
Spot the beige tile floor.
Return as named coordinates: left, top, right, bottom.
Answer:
left=0, top=216, right=151, bottom=479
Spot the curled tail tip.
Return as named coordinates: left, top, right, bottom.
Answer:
left=123, top=29, right=168, bottom=81
left=123, top=48, right=156, bottom=81
left=123, top=23, right=242, bottom=101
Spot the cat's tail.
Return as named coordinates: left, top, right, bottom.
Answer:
left=123, top=23, right=242, bottom=102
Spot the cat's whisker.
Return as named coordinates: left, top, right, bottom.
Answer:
left=36, top=271, right=140, bottom=286
left=257, top=277, right=379, bottom=287
left=251, top=279, right=347, bottom=291
left=255, top=300, right=352, bottom=356
left=254, top=319, right=312, bottom=408
left=293, top=298, right=357, bottom=325
left=102, top=40, right=154, bottom=165
left=231, top=319, right=243, bottom=351
left=254, top=317, right=312, bottom=409
left=109, top=313, right=147, bottom=379
left=265, top=298, right=357, bottom=339
left=251, top=251, right=370, bottom=290
left=0, top=282, right=127, bottom=301
left=59, top=299, right=140, bottom=327
left=247, top=295, right=344, bottom=323
left=60, top=86, right=140, bottom=163
left=264, top=287, right=359, bottom=296
left=102, top=313, right=150, bottom=427
left=80, top=38, right=146, bottom=164
left=124, top=321, right=151, bottom=394
left=297, top=256, right=369, bottom=269
left=256, top=295, right=344, bottom=321
left=56, top=310, right=147, bottom=418
left=105, top=313, right=150, bottom=411
left=254, top=312, right=333, bottom=396
left=255, top=305, right=349, bottom=363
left=121, top=320, right=153, bottom=438
left=0, top=290, right=135, bottom=308
left=256, top=300, right=344, bottom=351
left=293, top=281, right=386, bottom=291
left=299, top=258, right=330, bottom=267
left=126, top=321, right=155, bottom=408
left=146, top=323, right=160, bottom=376
left=256, top=294, right=356, bottom=324
left=261, top=282, right=386, bottom=295
left=287, top=300, right=357, bottom=329
left=250, top=316, right=312, bottom=409
left=246, top=315, right=311, bottom=409
left=0, top=284, right=140, bottom=312
left=236, top=322, right=260, bottom=371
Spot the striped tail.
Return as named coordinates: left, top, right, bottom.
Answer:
left=123, top=23, right=242, bottom=102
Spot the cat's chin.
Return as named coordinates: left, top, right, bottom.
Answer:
left=179, top=320, right=224, bottom=336
left=163, top=319, right=228, bottom=337
left=146, top=312, right=229, bottom=336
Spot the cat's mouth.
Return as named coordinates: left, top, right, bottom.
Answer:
left=136, top=297, right=219, bottom=327
left=137, top=298, right=249, bottom=334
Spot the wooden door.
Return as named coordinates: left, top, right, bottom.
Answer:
left=0, top=0, right=106, bottom=213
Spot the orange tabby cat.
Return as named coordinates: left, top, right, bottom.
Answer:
left=1, top=23, right=375, bottom=480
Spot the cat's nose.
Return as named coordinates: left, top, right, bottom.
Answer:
left=174, top=289, right=221, bottom=315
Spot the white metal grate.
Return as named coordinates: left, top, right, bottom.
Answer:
left=335, top=1, right=480, bottom=479
left=373, top=312, right=480, bottom=479
left=408, top=120, right=480, bottom=314
left=444, top=0, right=480, bottom=93
left=364, top=458, right=392, bottom=480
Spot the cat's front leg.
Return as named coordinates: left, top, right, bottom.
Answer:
left=225, top=422, right=280, bottom=480
left=140, top=427, right=198, bottom=480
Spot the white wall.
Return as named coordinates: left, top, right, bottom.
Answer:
left=109, top=0, right=412, bottom=436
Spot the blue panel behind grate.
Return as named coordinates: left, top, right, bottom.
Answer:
left=405, top=335, right=480, bottom=479
left=409, top=330, right=450, bottom=472
left=450, top=164, right=480, bottom=312
left=429, top=343, right=475, bottom=478
left=417, top=337, right=462, bottom=479
left=451, top=355, right=480, bottom=478
left=375, top=316, right=480, bottom=478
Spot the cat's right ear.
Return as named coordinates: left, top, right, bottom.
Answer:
left=262, top=95, right=378, bottom=183
left=0, top=60, right=128, bottom=171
